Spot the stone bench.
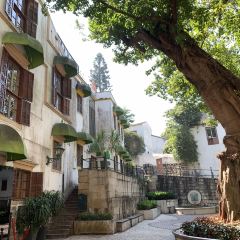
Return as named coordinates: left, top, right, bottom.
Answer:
left=116, top=213, right=144, bottom=232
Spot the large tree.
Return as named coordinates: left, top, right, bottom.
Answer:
left=45, top=0, right=240, bottom=222
left=90, top=53, right=112, bottom=92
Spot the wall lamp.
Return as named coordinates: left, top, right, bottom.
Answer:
left=46, top=144, right=65, bottom=165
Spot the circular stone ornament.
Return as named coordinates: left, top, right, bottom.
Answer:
left=187, top=190, right=202, bottom=205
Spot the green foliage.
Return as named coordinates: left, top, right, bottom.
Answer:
left=182, top=217, right=240, bottom=240
left=124, top=131, right=145, bottom=157
left=121, top=108, right=135, bottom=125
left=137, top=200, right=157, bottom=210
left=43, top=0, right=240, bottom=110
left=146, top=191, right=175, bottom=200
left=77, top=212, right=113, bottom=221
left=88, top=130, right=122, bottom=157
left=16, top=195, right=51, bottom=234
left=41, top=191, right=63, bottom=216
left=163, top=104, right=200, bottom=163
left=90, top=53, right=111, bottom=92
left=16, top=191, right=63, bottom=234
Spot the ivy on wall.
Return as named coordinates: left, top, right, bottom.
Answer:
left=163, top=104, right=202, bottom=163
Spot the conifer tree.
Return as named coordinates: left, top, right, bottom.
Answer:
left=90, top=53, right=111, bottom=92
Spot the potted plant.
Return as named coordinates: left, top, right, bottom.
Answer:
left=16, top=195, right=51, bottom=240
left=137, top=200, right=160, bottom=220
left=36, top=191, right=63, bottom=240
left=173, top=217, right=240, bottom=240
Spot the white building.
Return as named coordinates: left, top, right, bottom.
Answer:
left=129, top=122, right=165, bottom=166
left=191, top=123, right=225, bottom=176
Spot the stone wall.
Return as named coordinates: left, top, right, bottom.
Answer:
left=78, top=169, right=145, bottom=220
left=155, top=175, right=218, bottom=206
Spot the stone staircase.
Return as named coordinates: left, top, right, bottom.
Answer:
left=46, top=188, right=79, bottom=239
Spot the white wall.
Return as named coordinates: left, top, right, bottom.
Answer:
left=191, top=124, right=225, bottom=176
left=129, top=122, right=165, bottom=166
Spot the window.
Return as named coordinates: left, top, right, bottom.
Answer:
left=12, top=169, right=30, bottom=200
left=12, top=169, right=43, bottom=200
left=0, top=49, right=34, bottom=125
left=5, top=0, right=38, bottom=38
left=52, top=68, right=71, bottom=115
left=1, top=180, right=7, bottom=191
left=77, top=144, right=83, bottom=167
left=77, top=94, right=83, bottom=113
left=113, top=115, right=117, bottom=129
left=205, top=127, right=219, bottom=145
left=52, top=141, right=62, bottom=171
left=89, top=98, right=95, bottom=137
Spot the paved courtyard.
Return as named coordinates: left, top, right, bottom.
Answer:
left=63, top=214, right=199, bottom=240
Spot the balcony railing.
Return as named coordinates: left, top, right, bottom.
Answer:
left=78, top=158, right=145, bottom=179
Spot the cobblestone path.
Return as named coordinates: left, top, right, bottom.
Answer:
left=61, top=214, right=201, bottom=240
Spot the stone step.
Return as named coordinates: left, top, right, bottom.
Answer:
left=47, top=228, right=72, bottom=234
left=46, top=233, right=69, bottom=239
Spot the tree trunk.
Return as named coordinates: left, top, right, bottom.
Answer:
left=139, top=29, right=240, bottom=221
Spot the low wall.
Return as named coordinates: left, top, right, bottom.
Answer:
left=78, top=169, right=145, bottom=219
left=74, top=220, right=115, bottom=234
left=155, top=175, right=218, bottom=206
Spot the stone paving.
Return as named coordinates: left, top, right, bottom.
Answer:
left=62, top=214, right=200, bottom=240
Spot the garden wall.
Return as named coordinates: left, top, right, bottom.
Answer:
left=154, top=175, right=218, bottom=206
left=78, top=169, right=145, bottom=220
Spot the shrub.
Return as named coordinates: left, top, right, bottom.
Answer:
left=181, top=217, right=240, bottom=240
left=77, top=212, right=113, bottom=221
left=137, top=200, right=157, bottom=210
left=146, top=191, right=175, bottom=200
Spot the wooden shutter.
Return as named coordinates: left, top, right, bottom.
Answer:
left=19, top=69, right=34, bottom=102
left=29, top=172, right=43, bottom=197
left=62, top=78, right=71, bottom=99
left=0, top=50, right=8, bottom=113
left=5, top=0, right=13, bottom=19
left=17, top=99, right=31, bottom=126
left=63, top=98, right=70, bottom=115
left=52, top=69, right=57, bottom=106
left=26, top=0, right=38, bottom=38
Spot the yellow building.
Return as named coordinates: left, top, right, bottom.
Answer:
left=0, top=0, right=94, bottom=214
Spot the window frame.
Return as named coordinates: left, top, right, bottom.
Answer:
left=52, top=140, right=62, bottom=172
left=205, top=127, right=219, bottom=145
left=5, top=0, right=38, bottom=38
left=77, top=94, right=83, bottom=114
left=0, top=49, right=33, bottom=125
left=77, top=144, right=83, bottom=167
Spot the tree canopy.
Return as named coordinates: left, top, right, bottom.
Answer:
left=163, top=104, right=201, bottom=163
left=44, top=0, right=240, bottom=221
left=90, top=53, right=112, bottom=92
left=124, top=131, right=145, bottom=158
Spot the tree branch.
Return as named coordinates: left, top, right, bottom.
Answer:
left=170, top=0, right=178, bottom=25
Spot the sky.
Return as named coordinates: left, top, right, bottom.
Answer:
left=51, top=12, right=173, bottom=135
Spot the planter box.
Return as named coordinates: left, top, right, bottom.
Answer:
left=173, top=229, right=219, bottom=240
left=138, top=208, right=160, bottom=220
left=157, top=199, right=178, bottom=214
left=175, top=206, right=217, bottom=215
left=116, top=214, right=144, bottom=232
left=74, top=220, right=115, bottom=234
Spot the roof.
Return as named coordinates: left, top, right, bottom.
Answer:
left=151, top=134, right=165, bottom=140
